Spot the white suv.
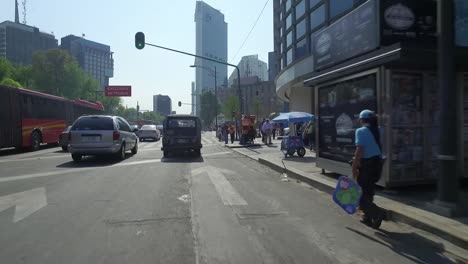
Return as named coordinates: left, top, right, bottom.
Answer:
left=68, top=115, right=138, bottom=162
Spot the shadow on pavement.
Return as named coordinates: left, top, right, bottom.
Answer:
left=346, top=227, right=464, bottom=264
left=283, top=156, right=316, bottom=163
left=0, top=144, right=58, bottom=157
left=56, top=154, right=134, bottom=168
left=161, top=152, right=204, bottom=163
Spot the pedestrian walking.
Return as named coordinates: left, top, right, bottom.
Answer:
left=305, top=119, right=315, bottom=151
left=272, top=123, right=277, bottom=140
left=262, top=119, right=272, bottom=145
left=352, top=110, right=386, bottom=229
left=229, top=124, right=235, bottom=144
left=260, top=119, right=266, bottom=143
left=223, top=124, right=229, bottom=144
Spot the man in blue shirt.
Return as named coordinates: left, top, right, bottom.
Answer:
left=352, top=110, right=386, bottom=229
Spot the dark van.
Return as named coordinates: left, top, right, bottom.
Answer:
left=161, top=115, right=202, bottom=157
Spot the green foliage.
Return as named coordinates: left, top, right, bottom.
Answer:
left=0, top=57, right=14, bottom=81
left=0, top=78, right=23, bottom=88
left=200, top=91, right=219, bottom=127
left=141, top=111, right=163, bottom=124
left=13, top=65, right=33, bottom=88
left=222, top=96, right=240, bottom=119
left=1, top=51, right=131, bottom=115
left=31, top=49, right=79, bottom=97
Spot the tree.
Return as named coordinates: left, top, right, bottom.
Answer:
left=99, top=96, right=122, bottom=115
left=222, top=96, right=240, bottom=120
left=0, top=57, right=14, bottom=82
left=200, top=91, right=219, bottom=127
left=31, top=49, right=80, bottom=97
left=0, top=78, right=22, bottom=88
left=13, top=65, right=33, bottom=88
left=141, top=111, right=163, bottom=124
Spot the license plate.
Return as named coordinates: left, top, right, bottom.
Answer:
left=177, top=139, right=188, bottom=143
left=82, top=136, right=100, bottom=143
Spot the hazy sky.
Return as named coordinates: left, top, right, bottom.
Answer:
left=1, top=0, right=273, bottom=114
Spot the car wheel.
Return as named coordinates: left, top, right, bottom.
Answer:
left=61, top=146, right=68, bottom=152
left=117, top=144, right=126, bottom=161
left=31, top=131, right=41, bottom=151
left=131, top=140, right=138, bottom=155
left=297, top=147, right=306, bottom=157
left=287, top=149, right=295, bottom=156
left=72, top=154, right=82, bottom=162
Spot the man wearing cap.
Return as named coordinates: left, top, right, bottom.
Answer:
left=352, top=109, right=386, bottom=229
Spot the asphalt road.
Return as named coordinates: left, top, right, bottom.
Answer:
left=0, top=132, right=466, bottom=264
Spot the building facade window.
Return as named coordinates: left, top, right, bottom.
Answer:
left=295, top=0, right=306, bottom=19
left=285, top=0, right=292, bottom=12
left=286, top=48, right=293, bottom=65
left=295, top=38, right=308, bottom=60
left=310, top=0, right=321, bottom=9
left=296, top=18, right=307, bottom=39
left=329, top=0, right=353, bottom=19
left=286, top=13, right=292, bottom=29
left=310, top=4, right=326, bottom=31
left=287, top=31, right=293, bottom=47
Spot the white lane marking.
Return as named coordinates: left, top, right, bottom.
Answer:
left=0, top=187, right=47, bottom=223
left=192, top=166, right=247, bottom=206
left=0, top=151, right=232, bottom=183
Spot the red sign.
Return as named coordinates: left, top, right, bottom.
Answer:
left=105, top=86, right=132, bottom=97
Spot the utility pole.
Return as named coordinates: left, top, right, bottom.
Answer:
left=433, top=0, right=460, bottom=216
left=137, top=101, right=140, bottom=122
left=214, top=66, right=218, bottom=130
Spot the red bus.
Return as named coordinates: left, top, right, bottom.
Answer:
left=0, top=85, right=104, bottom=151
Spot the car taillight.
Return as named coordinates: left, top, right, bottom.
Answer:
left=68, top=133, right=71, bottom=141
left=113, top=131, right=120, bottom=140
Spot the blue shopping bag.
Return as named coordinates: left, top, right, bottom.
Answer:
left=332, top=176, right=362, bottom=215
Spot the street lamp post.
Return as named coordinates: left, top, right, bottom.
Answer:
left=190, top=65, right=218, bottom=129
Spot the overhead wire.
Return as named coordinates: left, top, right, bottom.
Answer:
left=229, top=0, right=270, bottom=63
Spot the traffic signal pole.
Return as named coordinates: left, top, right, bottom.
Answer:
left=141, top=42, right=243, bottom=116
left=136, top=32, right=244, bottom=144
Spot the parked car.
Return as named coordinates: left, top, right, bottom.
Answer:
left=138, top=125, right=161, bottom=142
left=58, top=126, right=72, bottom=151
left=161, top=115, right=202, bottom=157
left=68, top=115, right=139, bottom=162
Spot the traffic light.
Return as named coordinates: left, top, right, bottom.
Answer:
left=135, top=32, right=145, bottom=50
left=178, top=101, right=182, bottom=107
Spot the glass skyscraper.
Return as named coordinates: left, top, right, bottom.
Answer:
left=194, top=1, right=228, bottom=116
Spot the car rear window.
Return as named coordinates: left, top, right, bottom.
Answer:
left=72, top=117, right=114, bottom=131
left=167, top=119, right=196, bottom=128
left=141, top=125, right=156, bottom=130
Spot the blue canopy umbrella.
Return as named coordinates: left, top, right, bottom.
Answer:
left=272, top=112, right=314, bottom=124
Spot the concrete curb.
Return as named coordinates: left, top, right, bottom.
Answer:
left=229, top=146, right=468, bottom=249
left=226, top=144, right=263, bottom=149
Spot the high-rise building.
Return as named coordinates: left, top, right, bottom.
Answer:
left=0, top=21, right=58, bottom=65
left=228, top=55, right=268, bottom=86
left=61, top=35, right=114, bottom=90
left=191, top=82, right=196, bottom=115
left=153, top=95, right=172, bottom=116
left=194, top=1, right=228, bottom=115
left=268, top=52, right=278, bottom=81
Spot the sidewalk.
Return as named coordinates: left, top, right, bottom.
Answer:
left=224, top=137, right=468, bottom=249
